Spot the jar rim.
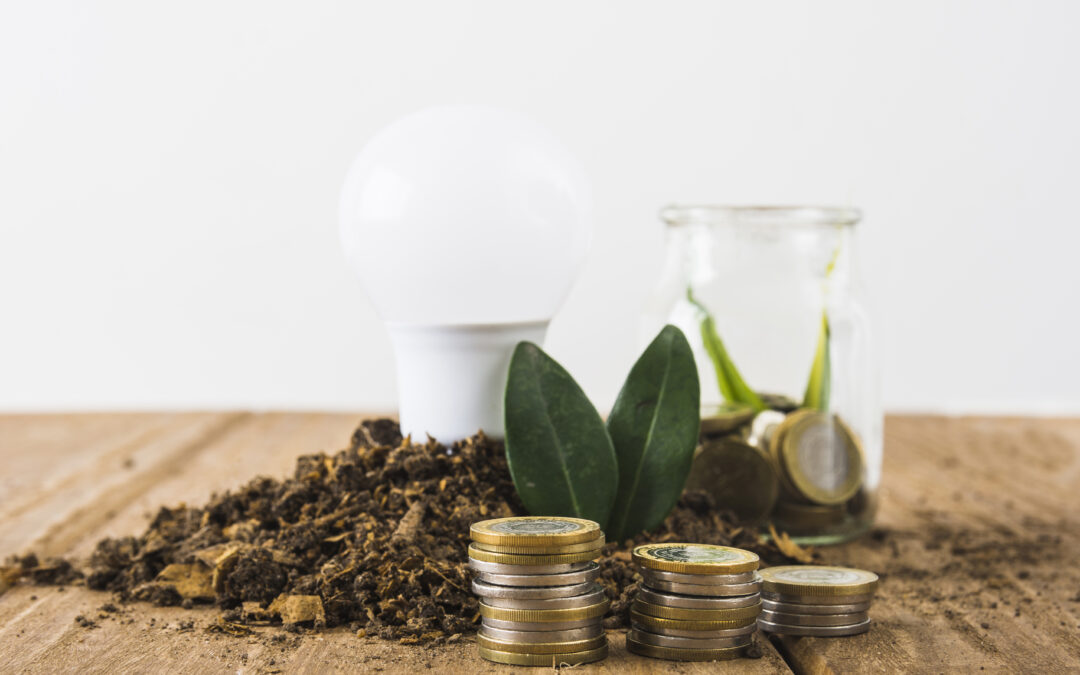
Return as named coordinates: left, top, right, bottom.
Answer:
left=660, top=205, right=862, bottom=228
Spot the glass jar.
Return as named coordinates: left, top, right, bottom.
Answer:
left=644, top=206, right=882, bottom=544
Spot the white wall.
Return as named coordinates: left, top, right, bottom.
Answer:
left=2, top=1, right=1077, bottom=414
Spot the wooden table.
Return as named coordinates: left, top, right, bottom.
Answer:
left=1, top=414, right=1078, bottom=673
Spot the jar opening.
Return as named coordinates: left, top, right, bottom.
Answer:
left=660, top=205, right=861, bottom=228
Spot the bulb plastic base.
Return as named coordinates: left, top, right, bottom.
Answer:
left=387, top=321, right=549, bottom=442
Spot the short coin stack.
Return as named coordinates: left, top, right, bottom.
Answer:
left=628, top=543, right=763, bottom=662
left=468, top=517, right=609, bottom=667
left=757, top=565, right=878, bottom=636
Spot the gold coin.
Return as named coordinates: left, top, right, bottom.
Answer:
left=470, top=517, right=601, bottom=547
left=478, top=598, right=610, bottom=622
left=630, top=609, right=758, bottom=632
left=777, top=411, right=863, bottom=505
left=468, top=543, right=601, bottom=566
left=470, top=535, right=604, bottom=555
left=758, top=392, right=799, bottom=413
left=476, top=634, right=606, bottom=655
left=477, top=643, right=608, bottom=666
left=699, top=402, right=756, bottom=435
left=631, top=598, right=762, bottom=622
left=772, top=500, right=847, bottom=534
left=768, top=409, right=814, bottom=499
left=684, top=438, right=778, bottom=524
left=632, top=543, right=759, bottom=575
left=626, top=636, right=744, bottom=662
left=759, top=565, right=878, bottom=597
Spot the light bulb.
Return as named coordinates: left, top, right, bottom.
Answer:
left=339, top=105, right=592, bottom=441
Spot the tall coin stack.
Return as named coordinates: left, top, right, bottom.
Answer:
left=468, top=517, right=609, bottom=667
left=757, top=565, right=878, bottom=636
left=628, top=543, right=763, bottom=662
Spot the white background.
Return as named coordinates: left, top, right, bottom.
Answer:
left=2, top=1, right=1077, bottom=415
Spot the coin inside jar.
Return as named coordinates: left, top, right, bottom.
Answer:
left=629, top=628, right=753, bottom=650
left=748, top=409, right=787, bottom=450
left=637, top=587, right=761, bottom=610
left=643, top=568, right=759, bottom=586
left=773, top=500, right=847, bottom=530
left=481, top=586, right=606, bottom=610
left=699, top=402, right=756, bottom=435
left=683, top=438, right=778, bottom=524
left=478, top=624, right=604, bottom=644
left=775, top=411, right=863, bottom=505
left=470, top=578, right=596, bottom=600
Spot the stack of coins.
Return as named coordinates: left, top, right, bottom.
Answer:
left=468, top=517, right=609, bottom=667
left=627, top=543, right=762, bottom=662
left=757, top=565, right=878, bottom=636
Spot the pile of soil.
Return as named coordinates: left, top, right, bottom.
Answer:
left=16, top=419, right=795, bottom=643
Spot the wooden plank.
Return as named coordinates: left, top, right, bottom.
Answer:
left=0, top=585, right=791, bottom=674
left=0, top=413, right=791, bottom=674
left=0, top=413, right=243, bottom=556
left=21, top=414, right=1080, bottom=672
left=774, top=416, right=1080, bottom=673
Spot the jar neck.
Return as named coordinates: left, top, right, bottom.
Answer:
left=666, top=222, right=858, bottom=292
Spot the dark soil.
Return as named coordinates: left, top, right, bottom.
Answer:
left=16, top=418, right=795, bottom=643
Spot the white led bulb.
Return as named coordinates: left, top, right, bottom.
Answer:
left=339, top=105, right=591, bottom=441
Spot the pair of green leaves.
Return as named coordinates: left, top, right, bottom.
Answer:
left=690, top=287, right=831, bottom=413
left=503, top=326, right=700, bottom=542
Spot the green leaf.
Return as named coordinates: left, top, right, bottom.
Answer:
left=803, top=235, right=840, bottom=411
left=605, top=325, right=701, bottom=541
left=802, top=312, right=831, bottom=411
left=686, top=288, right=765, bottom=412
left=503, top=342, right=618, bottom=526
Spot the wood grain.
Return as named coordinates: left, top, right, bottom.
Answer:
left=1, top=414, right=1078, bottom=673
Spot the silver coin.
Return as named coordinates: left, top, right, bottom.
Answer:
left=762, top=598, right=871, bottom=615
left=642, top=569, right=758, bottom=585
left=471, top=578, right=596, bottom=600
left=473, top=562, right=600, bottom=586
left=468, top=558, right=593, bottom=576
left=757, top=617, right=871, bottom=636
left=628, top=628, right=753, bottom=650
left=481, top=617, right=601, bottom=632
left=748, top=410, right=787, bottom=449
left=631, top=621, right=757, bottom=640
left=637, top=587, right=761, bottom=610
left=760, top=609, right=869, bottom=627
left=480, top=587, right=606, bottom=610
left=644, top=576, right=763, bottom=597
left=479, top=624, right=605, bottom=643
left=761, top=590, right=874, bottom=605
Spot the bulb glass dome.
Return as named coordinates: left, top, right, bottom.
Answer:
left=339, top=105, right=592, bottom=325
